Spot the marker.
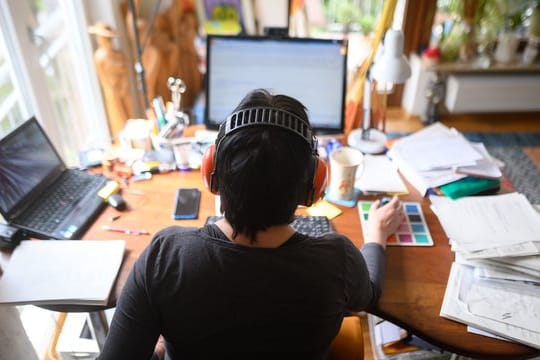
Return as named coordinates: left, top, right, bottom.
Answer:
left=102, top=225, right=150, bottom=235
left=380, top=197, right=391, bottom=207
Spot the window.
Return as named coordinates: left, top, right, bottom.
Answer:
left=0, top=16, right=24, bottom=134
left=0, top=0, right=110, bottom=166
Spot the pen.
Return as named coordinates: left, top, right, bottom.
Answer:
left=102, top=225, right=150, bottom=235
left=380, top=197, right=391, bottom=207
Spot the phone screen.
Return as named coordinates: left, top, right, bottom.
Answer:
left=173, top=188, right=201, bottom=220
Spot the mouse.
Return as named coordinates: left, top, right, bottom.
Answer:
left=108, top=193, right=127, bottom=211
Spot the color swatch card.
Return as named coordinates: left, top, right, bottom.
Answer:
left=358, top=201, right=433, bottom=246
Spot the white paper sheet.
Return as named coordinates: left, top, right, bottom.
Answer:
left=465, top=277, right=540, bottom=332
left=355, top=155, right=408, bottom=194
left=454, top=142, right=502, bottom=179
left=392, top=135, right=481, bottom=172
left=387, top=123, right=469, bottom=195
left=430, top=193, right=540, bottom=252
left=454, top=241, right=540, bottom=259
left=467, top=326, right=514, bottom=342
left=374, top=320, right=408, bottom=346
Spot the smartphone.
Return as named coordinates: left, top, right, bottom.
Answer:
left=173, top=188, right=201, bottom=220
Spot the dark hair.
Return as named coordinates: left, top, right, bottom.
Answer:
left=214, top=89, right=313, bottom=243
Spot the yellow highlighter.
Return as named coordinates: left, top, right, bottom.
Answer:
left=97, top=180, right=121, bottom=201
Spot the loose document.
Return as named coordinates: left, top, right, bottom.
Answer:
left=431, top=193, right=540, bottom=348
left=355, top=155, right=408, bottom=195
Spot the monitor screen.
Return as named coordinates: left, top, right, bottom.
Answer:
left=204, top=35, right=348, bottom=134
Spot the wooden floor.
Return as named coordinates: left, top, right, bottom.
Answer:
left=360, top=109, right=540, bottom=360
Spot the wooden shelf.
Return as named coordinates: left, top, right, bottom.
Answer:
left=425, top=60, right=540, bottom=74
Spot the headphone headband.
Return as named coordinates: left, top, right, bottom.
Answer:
left=222, top=107, right=317, bottom=151
left=202, top=105, right=328, bottom=206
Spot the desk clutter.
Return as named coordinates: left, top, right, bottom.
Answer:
left=386, top=122, right=503, bottom=198
left=87, top=123, right=216, bottom=185
left=323, top=122, right=505, bottom=208
left=432, top=193, right=540, bottom=349
left=368, top=314, right=452, bottom=359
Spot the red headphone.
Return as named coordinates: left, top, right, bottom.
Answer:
left=201, top=107, right=328, bottom=207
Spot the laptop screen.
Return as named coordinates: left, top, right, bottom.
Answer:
left=204, top=35, right=348, bottom=134
left=0, top=118, right=65, bottom=219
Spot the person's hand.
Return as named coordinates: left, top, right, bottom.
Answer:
left=151, top=335, right=166, bottom=360
left=365, top=196, right=403, bottom=249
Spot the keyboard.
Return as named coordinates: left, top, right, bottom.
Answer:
left=19, top=170, right=106, bottom=233
left=291, top=216, right=333, bottom=236
left=205, top=215, right=333, bottom=237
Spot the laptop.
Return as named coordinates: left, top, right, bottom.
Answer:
left=0, top=117, right=108, bottom=240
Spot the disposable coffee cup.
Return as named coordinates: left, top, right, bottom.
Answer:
left=328, top=147, right=364, bottom=201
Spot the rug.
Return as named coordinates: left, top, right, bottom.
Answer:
left=462, top=133, right=540, bottom=205
left=388, top=132, right=540, bottom=204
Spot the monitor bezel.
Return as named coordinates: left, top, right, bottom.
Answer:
left=204, top=35, right=348, bottom=135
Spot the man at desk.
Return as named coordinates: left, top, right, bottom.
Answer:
left=98, top=89, right=402, bottom=359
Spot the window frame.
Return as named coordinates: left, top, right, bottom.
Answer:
left=0, top=0, right=110, bottom=165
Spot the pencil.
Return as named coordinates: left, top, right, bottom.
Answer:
left=102, top=225, right=150, bottom=236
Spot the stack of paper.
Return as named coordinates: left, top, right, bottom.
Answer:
left=0, top=240, right=125, bottom=306
left=431, top=193, right=540, bottom=349
left=431, top=193, right=540, bottom=259
left=387, top=123, right=502, bottom=195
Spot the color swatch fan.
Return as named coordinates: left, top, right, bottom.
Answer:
left=358, top=201, right=433, bottom=246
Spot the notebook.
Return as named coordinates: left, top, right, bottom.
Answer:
left=0, top=117, right=108, bottom=240
left=0, top=240, right=125, bottom=306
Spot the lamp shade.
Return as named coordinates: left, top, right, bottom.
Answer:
left=371, top=29, right=411, bottom=84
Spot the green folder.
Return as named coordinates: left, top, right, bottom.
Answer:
left=439, top=177, right=501, bottom=199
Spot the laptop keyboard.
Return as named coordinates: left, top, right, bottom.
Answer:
left=18, top=170, right=105, bottom=234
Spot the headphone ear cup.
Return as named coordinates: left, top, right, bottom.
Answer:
left=300, top=157, right=328, bottom=207
left=311, top=158, right=329, bottom=204
left=201, top=144, right=219, bottom=194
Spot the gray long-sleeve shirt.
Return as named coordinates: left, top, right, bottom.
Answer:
left=98, top=224, right=385, bottom=359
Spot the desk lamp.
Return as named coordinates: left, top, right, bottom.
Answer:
left=348, top=29, right=411, bottom=154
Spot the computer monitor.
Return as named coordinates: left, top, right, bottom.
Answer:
left=204, top=35, right=348, bottom=134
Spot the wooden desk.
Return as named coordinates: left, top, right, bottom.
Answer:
left=82, top=170, right=538, bottom=359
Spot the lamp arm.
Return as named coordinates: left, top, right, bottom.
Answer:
left=362, top=74, right=372, bottom=140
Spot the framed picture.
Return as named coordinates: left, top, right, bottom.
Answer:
left=195, top=0, right=257, bottom=35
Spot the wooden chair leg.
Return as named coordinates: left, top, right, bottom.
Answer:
left=43, top=312, right=67, bottom=360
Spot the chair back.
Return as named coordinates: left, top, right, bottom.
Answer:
left=327, top=314, right=365, bottom=360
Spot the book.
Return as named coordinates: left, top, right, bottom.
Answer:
left=439, top=177, right=500, bottom=199
left=0, top=240, right=125, bottom=306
